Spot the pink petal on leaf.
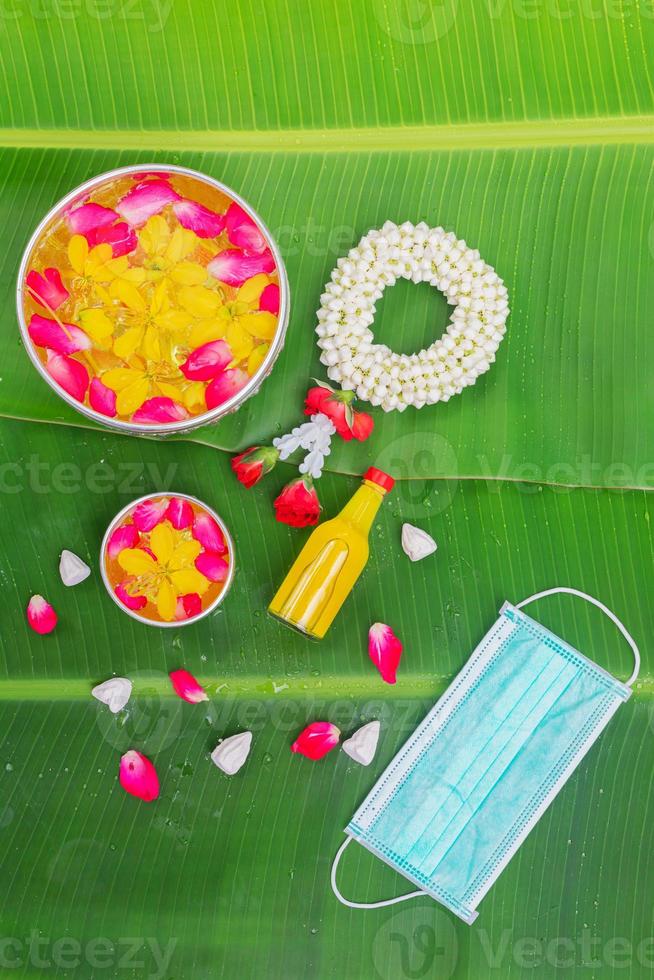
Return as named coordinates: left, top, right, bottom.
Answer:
left=26, top=268, right=69, bottom=311
left=169, top=668, right=208, bottom=703
left=207, top=248, right=275, bottom=287
left=194, top=551, right=229, bottom=582
left=119, top=750, right=159, bottom=801
left=115, top=582, right=147, bottom=611
left=87, top=221, right=137, bottom=257
left=259, top=282, right=280, bottom=315
left=89, top=377, right=118, bottom=418
left=205, top=369, right=249, bottom=410
left=192, top=512, right=227, bottom=553
left=65, top=202, right=119, bottom=235
left=225, top=202, right=267, bottom=253
left=131, top=396, right=189, bottom=425
left=107, top=523, right=140, bottom=559
left=132, top=497, right=169, bottom=532
left=28, top=314, right=91, bottom=355
left=180, top=339, right=232, bottom=381
left=116, top=179, right=180, bottom=227
left=27, top=594, right=58, bottom=634
left=45, top=352, right=89, bottom=402
left=175, top=593, right=202, bottom=620
left=368, top=622, right=403, bottom=685
left=165, top=496, right=194, bottom=530
left=172, top=199, right=225, bottom=238
left=291, top=722, right=340, bottom=760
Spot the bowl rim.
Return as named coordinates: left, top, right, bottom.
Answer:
left=99, top=491, right=236, bottom=628
left=16, top=163, right=290, bottom=435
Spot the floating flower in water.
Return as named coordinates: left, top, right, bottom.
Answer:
left=291, top=722, right=340, bottom=760
left=368, top=623, right=403, bottom=684
left=274, top=476, right=321, bottom=528
left=26, top=594, right=58, bottom=634
left=169, top=668, right=208, bottom=703
left=119, top=750, right=159, bottom=801
left=104, top=495, right=232, bottom=625
left=22, top=170, right=284, bottom=428
left=26, top=268, right=69, bottom=311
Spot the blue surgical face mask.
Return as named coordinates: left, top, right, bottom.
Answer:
left=331, top=588, right=640, bottom=924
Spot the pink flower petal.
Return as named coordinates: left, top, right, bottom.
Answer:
left=119, top=750, right=159, bottom=801
left=259, top=282, right=280, bottom=315
left=45, top=352, right=89, bottom=402
left=169, top=668, right=208, bottom=703
left=107, top=523, right=140, bottom=559
left=368, top=623, right=403, bottom=685
left=291, top=722, right=340, bottom=760
left=138, top=545, right=157, bottom=560
left=116, top=179, right=180, bottom=227
left=207, top=248, right=275, bottom=287
left=194, top=551, right=229, bottom=582
left=131, top=397, right=189, bottom=425
left=115, top=582, right=148, bottom=611
left=225, top=202, right=267, bottom=253
left=89, top=377, right=117, bottom=418
left=172, top=199, right=225, bottom=238
left=175, top=593, right=202, bottom=620
left=192, top=512, right=226, bottom=553
left=87, top=221, right=138, bottom=257
left=65, top=202, right=119, bottom=235
left=28, top=314, right=91, bottom=355
left=205, top=369, right=249, bottom=410
left=132, top=497, right=169, bottom=532
left=26, top=268, right=69, bottom=311
left=180, top=339, right=232, bottom=381
left=26, top=594, right=58, bottom=634
left=165, top=496, right=194, bottom=530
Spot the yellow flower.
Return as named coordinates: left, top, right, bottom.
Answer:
left=135, top=215, right=206, bottom=287
left=65, top=235, right=129, bottom=292
left=179, top=274, right=277, bottom=360
left=117, top=523, right=209, bottom=621
left=111, top=279, right=193, bottom=362
left=102, top=357, right=187, bottom=417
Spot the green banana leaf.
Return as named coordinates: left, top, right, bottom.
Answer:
left=1, top=2, right=653, bottom=978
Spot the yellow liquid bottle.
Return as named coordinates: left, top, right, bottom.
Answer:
left=268, top=467, right=394, bottom=639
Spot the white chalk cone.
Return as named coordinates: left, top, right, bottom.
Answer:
left=342, top=721, right=380, bottom=766
left=401, top=523, right=437, bottom=562
left=211, top=731, right=252, bottom=775
left=59, top=549, right=91, bottom=586
left=92, top=677, right=132, bottom=714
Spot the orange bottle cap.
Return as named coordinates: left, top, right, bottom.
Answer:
left=364, top=467, right=395, bottom=492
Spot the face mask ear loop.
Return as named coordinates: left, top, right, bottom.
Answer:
left=515, top=587, right=640, bottom=687
left=330, top=836, right=426, bottom=909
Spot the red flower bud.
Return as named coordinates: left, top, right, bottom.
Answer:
left=231, top=445, right=279, bottom=488
left=304, top=384, right=374, bottom=442
left=273, top=476, right=321, bottom=528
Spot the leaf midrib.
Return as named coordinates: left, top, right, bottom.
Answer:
left=2, top=115, right=654, bottom=153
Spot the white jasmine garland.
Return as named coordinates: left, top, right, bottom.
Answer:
left=316, top=220, right=510, bottom=412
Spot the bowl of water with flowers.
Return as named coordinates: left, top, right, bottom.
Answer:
left=17, top=165, right=289, bottom=433
left=101, top=493, right=234, bottom=626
